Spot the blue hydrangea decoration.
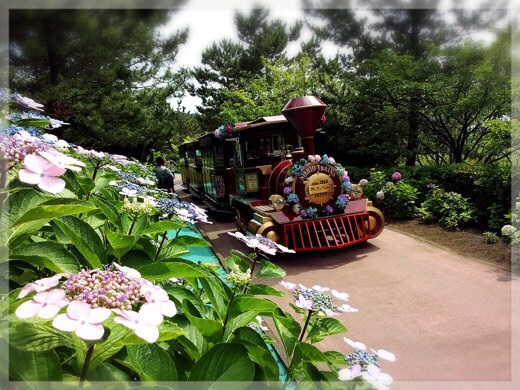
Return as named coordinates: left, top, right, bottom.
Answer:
left=320, top=154, right=330, bottom=165
left=287, top=193, right=299, bottom=204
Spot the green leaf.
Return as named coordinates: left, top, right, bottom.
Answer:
left=16, top=117, right=51, bottom=128
left=272, top=308, right=301, bottom=359
left=228, top=295, right=278, bottom=317
left=182, top=300, right=223, bottom=342
left=127, top=344, right=177, bottom=382
left=198, top=277, right=231, bottom=321
left=223, top=311, right=259, bottom=342
left=106, top=229, right=138, bottom=258
left=9, top=322, right=72, bottom=352
left=324, top=350, right=347, bottom=366
left=159, top=241, right=190, bottom=260
left=90, top=196, right=122, bottom=230
left=9, top=203, right=98, bottom=245
left=256, top=259, right=286, bottom=278
left=12, top=202, right=98, bottom=226
left=139, top=259, right=211, bottom=281
left=171, top=235, right=210, bottom=247
left=294, top=342, right=328, bottom=366
left=188, top=343, right=255, bottom=384
left=76, top=176, right=96, bottom=196
left=248, top=283, right=286, bottom=297
left=86, top=362, right=131, bottom=381
left=10, top=242, right=81, bottom=273
left=232, top=327, right=280, bottom=381
left=88, top=319, right=128, bottom=371
left=9, top=346, right=63, bottom=381
left=6, top=188, right=48, bottom=227
left=302, top=361, right=328, bottom=382
left=141, top=220, right=186, bottom=236
left=306, top=317, right=348, bottom=343
left=225, top=253, right=251, bottom=272
left=52, top=216, right=105, bottom=269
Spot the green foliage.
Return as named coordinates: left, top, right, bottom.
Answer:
left=9, top=9, right=203, bottom=160
left=364, top=170, right=419, bottom=219
left=383, top=181, right=420, bottom=219
left=418, top=188, right=477, bottom=229
left=189, top=7, right=302, bottom=129
left=483, top=231, right=499, bottom=244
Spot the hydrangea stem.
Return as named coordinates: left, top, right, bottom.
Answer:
left=223, top=290, right=236, bottom=328
left=242, top=248, right=259, bottom=294
left=298, top=310, right=313, bottom=342
left=79, top=344, right=95, bottom=385
left=128, top=215, right=137, bottom=235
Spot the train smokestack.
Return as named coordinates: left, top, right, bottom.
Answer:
left=282, top=96, right=327, bottom=156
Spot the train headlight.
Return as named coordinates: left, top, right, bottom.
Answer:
left=350, top=184, right=363, bottom=199
left=269, top=194, right=286, bottom=211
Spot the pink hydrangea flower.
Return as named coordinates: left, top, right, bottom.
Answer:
left=295, top=294, right=314, bottom=311
left=280, top=281, right=296, bottom=290
left=38, top=150, right=85, bottom=172
left=344, top=337, right=366, bottom=351
left=391, top=171, right=401, bottom=181
left=18, top=274, right=63, bottom=298
left=114, top=305, right=164, bottom=343
left=52, top=300, right=111, bottom=340
left=332, top=289, right=350, bottom=301
left=371, top=348, right=396, bottom=362
left=113, top=263, right=142, bottom=280
left=338, top=364, right=362, bottom=381
left=16, top=289, right=70, bottom=319
left=18, top=154, right=66, bottom=193
left=141, top=284, right=177, bottom=317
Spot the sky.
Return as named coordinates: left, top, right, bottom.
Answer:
left=157, top=0, right=341, bottom=112
left=156, top=0, right=508, bottom=113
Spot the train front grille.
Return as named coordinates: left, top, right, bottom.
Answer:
left=282, top=213, right=370, bottom=252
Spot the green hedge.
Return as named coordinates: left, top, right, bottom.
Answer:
left=345, top=162, right=512, bottom=230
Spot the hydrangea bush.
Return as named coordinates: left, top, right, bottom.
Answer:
left=1, top=93, right=394, bottom=386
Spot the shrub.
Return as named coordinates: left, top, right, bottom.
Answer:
left=483, top=231, right=499, bottom=244
left=418, top=188, right=477, bottom=229
left=364, top=170, right=419, bottom=219
left=383, top=181, right=419, bottom=219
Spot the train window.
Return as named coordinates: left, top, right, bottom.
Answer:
left=272, top=135, right=284, bottom=157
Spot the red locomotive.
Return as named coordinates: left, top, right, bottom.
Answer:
left=179, top=96, right=384, bottom=252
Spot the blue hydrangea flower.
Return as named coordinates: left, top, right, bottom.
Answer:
left=320, top=154, right=329, bottom=165
left=305, top=207, right=318, bottom=219
left=292, top=165, right=303, bottom=177
left=287, top=193, right=299, bottom=203
left=336, top=194, right=348, bottom=209
left=118, top=172, right=139, bottom=183
left=342, top=181, right=352, bottom=192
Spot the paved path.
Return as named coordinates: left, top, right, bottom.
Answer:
left=174, top=177, right=519, bottom=389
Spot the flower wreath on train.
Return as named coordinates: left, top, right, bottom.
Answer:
left=283, top=154, right=352, bottom=219
left=214, top=122, right=234, bottom=139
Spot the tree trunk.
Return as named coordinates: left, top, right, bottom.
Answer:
left=405, top=9, right=422, bottom=166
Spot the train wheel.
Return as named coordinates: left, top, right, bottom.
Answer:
left=256, top=221, right=282, bottom=243
left=365, top=206, right=385, bottom=237
left=234, top=208, right=246, bottom=233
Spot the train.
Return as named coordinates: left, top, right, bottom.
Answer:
left=178, top=96, right=384, bottom=252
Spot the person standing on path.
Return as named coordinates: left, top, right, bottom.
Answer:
left=153, top=156, right=175, bottom=193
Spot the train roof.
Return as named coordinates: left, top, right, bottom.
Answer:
left=233, top=115, right=287, bottom=132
